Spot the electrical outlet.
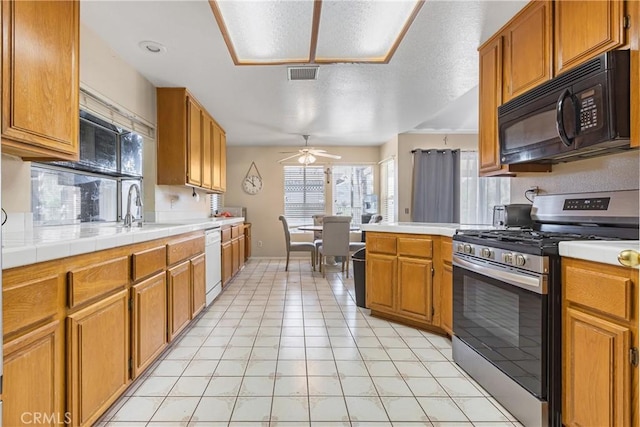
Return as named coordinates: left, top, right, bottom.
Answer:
left=257, top=240, right=263, bottom=248
left=405, top=208, right=409, bottom=214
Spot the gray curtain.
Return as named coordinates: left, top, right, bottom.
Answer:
left=411, top=149, right=460, bottom=222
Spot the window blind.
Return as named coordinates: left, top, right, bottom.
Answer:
left=380, top=158, right=395, bottom=223
left=79, top=88, right=155, bottom=139
left=283, top=165, right=325, bottom=220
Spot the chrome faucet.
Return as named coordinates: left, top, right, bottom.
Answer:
left=123, top=183, right=143, bottom=228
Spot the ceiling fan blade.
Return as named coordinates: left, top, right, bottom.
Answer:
left=308, top=149, right=327, bottom=154
left=313, top=152, right=342, bottom=159
left=277, top=153, right=302, bottom=163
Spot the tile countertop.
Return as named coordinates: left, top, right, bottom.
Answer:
left=559, top=240, right=640, bottom=269
left=362, top=222, right=639, bottom=268
left=360, top=222, right=495, bottom=237
left=1, top=217, right=245, bottom=270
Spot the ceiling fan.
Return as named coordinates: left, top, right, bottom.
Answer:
left=277, top=135, right=341, bottom=165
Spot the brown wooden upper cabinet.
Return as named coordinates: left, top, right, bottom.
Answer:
left=157, top=87, right=226, bottom=192
left=502, top=0, right=552, bottom=102
left=555, top=0, right=627, bottom=75
left=478, top=0, right=553, bottom=176
left=1, top=0, right=80, bottom=161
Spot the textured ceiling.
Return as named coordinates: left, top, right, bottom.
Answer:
left=80, top=0, right=528, bottom=146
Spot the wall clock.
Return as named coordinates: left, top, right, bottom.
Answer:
left=242, top=161, right=263, bottom=195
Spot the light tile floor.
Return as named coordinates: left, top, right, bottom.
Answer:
left=98, top=259, right=522, bottom=427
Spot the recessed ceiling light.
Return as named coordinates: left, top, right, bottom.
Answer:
left=138, top=41, right=166, bottom=54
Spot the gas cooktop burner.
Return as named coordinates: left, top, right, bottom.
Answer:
left=469, top=229, right=621, bottom=244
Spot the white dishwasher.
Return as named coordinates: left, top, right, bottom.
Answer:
left=205, top=227, right=222, bottom=306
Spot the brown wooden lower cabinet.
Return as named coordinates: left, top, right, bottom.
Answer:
left=3, top=320, right=63, bottom=427
left=167, top=261, right=192, bottom=341
left=440, top=263, right=453, bottom=335
left=562, top=257, right=638, bottom=427
left=191, top=253, right=206, bottom=318
left=67, top=290, right=130, bottom=427
left=366, top=232, right=446, bottom=334
left=2, top=230, right=206, bottom=427
left=222, top=240, right=232, bottom=285
left=231, top=238, right=239, bottom=276
left=239, top=234, right=246, bottom=271
left=131, top=272, right=167, bottom=378
left=397, top=256, right=433, bottom=322
left=366, top=253, right=396, bottom=313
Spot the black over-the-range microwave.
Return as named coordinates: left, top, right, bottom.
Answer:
left=498, top=49, right=631, bottom=165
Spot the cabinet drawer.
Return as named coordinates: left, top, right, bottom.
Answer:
left=367, top=234, right=397, bottom=255
left=565, top=265, right=632, bottom=320
left=221, top=226, right=232, bottom=242
left=132, top=246, right=167, bottom=282
left=231, top=224, right=241, bottom=238
left=442, top=239, right=453, bottom=264
left=167, top=235, right=205, bottom=265
left=68, top=257, right=129, bottom=308
left=398, top=237, right=433, bottom=258
left=4, top=275, right=59, bottom=336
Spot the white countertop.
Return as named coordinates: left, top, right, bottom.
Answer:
left=2, top=217, right=245, bottom=270
left=360, top=222, right=494, bottom=237
left=559, top=240, right=640, bottom=268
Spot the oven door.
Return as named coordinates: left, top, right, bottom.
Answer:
left=453, top=255, right=548, bottom=399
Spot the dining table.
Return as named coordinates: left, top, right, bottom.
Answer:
left=297, top=225, right=360, bottom=232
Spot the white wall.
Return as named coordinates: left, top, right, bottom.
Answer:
left=511, top=150, right=640, bottom=202
left=225, top=145, right=380, bottom=257
left=396, top=133, right=479, bottom=222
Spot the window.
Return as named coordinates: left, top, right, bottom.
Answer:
left=379, top=158, right=395, bottom=223
left=460, top=151, right=510, bottom=224
left=31, top=107, right=146, bottom=226
left=331, top=165, right=375, bottom=225
left=283, top=165, right=325, bottom=226
left=210, top=193, right=221, bottom=216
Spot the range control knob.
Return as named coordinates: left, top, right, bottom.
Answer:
left=456, top=244, right=465, bottom=253
left=515, top=254, right=526, bottom=266
left=502, top=253, right=513, bottom=264
left=480, top=248, right=493, bottom=258
left=464, top=244, right=474, bottom=254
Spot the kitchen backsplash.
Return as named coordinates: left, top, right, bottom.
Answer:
left=511, top=150, right=640, bottom=203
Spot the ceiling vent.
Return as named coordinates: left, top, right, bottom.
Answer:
left=288, top=66, right=319, bottom=81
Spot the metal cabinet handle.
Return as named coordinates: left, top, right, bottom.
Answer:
left=618, top=250, right=640, bottom=267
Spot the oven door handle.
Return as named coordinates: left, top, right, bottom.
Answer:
left=453, top=255, right=547, bottom=295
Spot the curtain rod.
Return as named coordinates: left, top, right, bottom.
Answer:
left=410, top=148, right=476, bottom=153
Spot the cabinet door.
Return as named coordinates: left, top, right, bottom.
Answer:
left=167, top=261, right=191, bottom=341
left=202, top=115, right=213, bottom=189
left=222, top=241, right=232, bottom=285
left=132, top=273, right=167, bottom=378
left=3, top=321, right=63, bottom=427
left=1, top=0, right=79, bottom=160
left=397, top=257, right=433, bottom=323
left=191, top=253, right=206, bottom=318
left=67, top=290, right=129, bottom=427
left=239, top=235, right=246, bottom=270
left=366, top=253, right=397, bottom=313
left=212, top=124, right=222, bottom=190
left=231, top=238, right=240, bottom=276
left=503, top=0, right=552, bottom=102
left=220, top=130, right=227, bottom=191
left=563, top=307, right=631, bottom=427
left=441, top=263, right=453, bottom=335
left=478, top=36, right=504, bottom=175
left=555, top=0, right=625, bottom=74
left=244, top=224, right=252, bottom=260
left=186, top=98, right=203, bottom=186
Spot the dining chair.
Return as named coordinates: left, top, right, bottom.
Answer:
left=349, top=214, right=382, bottom=252
left=318, top=215, right=352, bottom=278
left=279, top=215, right=316, bottom=271
left=312, top=214, right=324, bottom=266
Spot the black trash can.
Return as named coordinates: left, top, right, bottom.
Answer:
left=352, top=248, right=367, bottom=308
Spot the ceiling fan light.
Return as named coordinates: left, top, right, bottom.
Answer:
left=307, top=154, right=316, bottom=164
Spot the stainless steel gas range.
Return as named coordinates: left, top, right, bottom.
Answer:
left=451, top=190, right=639, bottom=427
